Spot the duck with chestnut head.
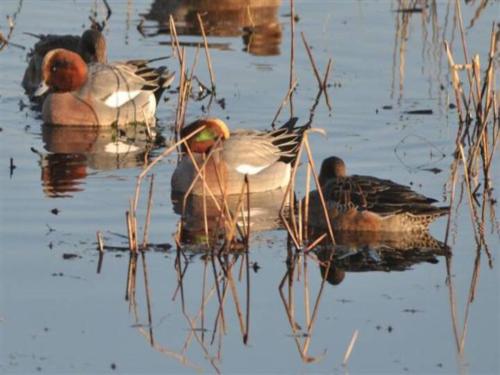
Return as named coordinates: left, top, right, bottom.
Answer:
left=22, top=29, right=108, bottom=99
left=34, top=48, right=174, bottom=126
left=171, top=117, right=307, bottom=196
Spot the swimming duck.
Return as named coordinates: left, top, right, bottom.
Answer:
left=22, top=29, right=107, bottom=98
left=34, top=48, right=174, bottom=126
left=307, top=156, right=449, bottom=232
left=171, top=117, right=307, bottom=196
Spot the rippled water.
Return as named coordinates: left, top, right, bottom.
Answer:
left=1, top=0, right=499, bottom=373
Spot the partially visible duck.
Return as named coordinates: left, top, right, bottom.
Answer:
left=171, top=117, right=307, bottom=196
left=22, top=29, right=107, bottom=98
left=307, top=156, right=449, bottom=232
left=34, top=48, right=174, bottom=126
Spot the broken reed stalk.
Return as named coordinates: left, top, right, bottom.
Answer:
left=322, top=58, right=333, bottom=110
left=303, top=137, right=336, bottom=245
left=169, top=15, right=182, bottom=64
left=454, top=0, right=475, bottom=101
left=197, top=13, right=216, bottom=93
left=303, top=163, right=311, bottom=241
left=125, top=249, right=138, bottom=301
left=141, top=174, right=155, bottom=249
left=125, top=211, right=136, bottom=253
left=181, top=138, right=223, bottom=214
left=202, top=168, right=210, bottom=246
left=96, top=230, right=105, bottom=274
left=278, top=254, right=326, bottom=363
left=175, top=47, right=189, bottom=136
left=444, top=41, right=467, bottom=124
left=225, top=260, right=247, bottom=343
left=303, top=255, right=310, bottom=325
left=342, top=329, right=359, bottom=366
left=244, top=252, right=250, bottom=344
left=96, top=230, right=104, bottom=253
left=0, top=15, right=20, bottom=52
left=245, top=176, right=251, bottom=244
left=301, top=32, right=324, bottom=89
left=279, top=139, right=305, bottom=249
left=443, top=23, right=498, bottom=252
left=271, top=80, right=297, bottom=128
left=279, top=130, right=334, bottom=250
left=140, top=251, right=155, bottom=346
left=458, top=249, right=482, bottom=353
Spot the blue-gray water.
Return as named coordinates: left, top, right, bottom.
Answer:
left=1, top=0, right=499, bottom=373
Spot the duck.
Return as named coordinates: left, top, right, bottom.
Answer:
left=171, top=117, right=307, bottom=196
left=22, top=29, right=107, bottom=98
left=33, top=48, right=174, bottom=126
left=307, top=156, right=449, bottom=232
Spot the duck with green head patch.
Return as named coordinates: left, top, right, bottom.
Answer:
left=172, top=117, right=307, bottom=196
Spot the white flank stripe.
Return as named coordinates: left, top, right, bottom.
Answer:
left=104, top=90, right=141, bottom=108
left=235, top=164, right=266, bottom=175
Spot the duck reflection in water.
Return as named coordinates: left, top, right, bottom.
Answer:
left=143, top=0, right=282, bottom=56
left=302, top=156, right=450, bottom=285
left=311, top=230, right=450, bottom=286
left=40, top=124, right=157, bottom=197
left=172, top=188, right=286, bottom=246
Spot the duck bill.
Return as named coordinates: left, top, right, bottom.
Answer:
left=34, top=81, right=50, bottom=97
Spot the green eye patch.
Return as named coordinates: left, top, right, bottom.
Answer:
left=195, top=129, right=217, bottom=142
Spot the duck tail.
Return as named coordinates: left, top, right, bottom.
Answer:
left=23, top=32, right=45, bottom=39
left=154, top=68, right=175, bottom=103
left=428, top=206, right=450, bottom=217
left=273, top=117, right=312, bottom=164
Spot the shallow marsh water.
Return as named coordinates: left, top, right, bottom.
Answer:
left=0, top=0, right=499, bottom=373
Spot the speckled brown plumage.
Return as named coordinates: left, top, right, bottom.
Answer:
left=308, top=156, right=449, bottom=232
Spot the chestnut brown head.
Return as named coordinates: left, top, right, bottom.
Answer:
left=35, top=48, right=88, bottom=96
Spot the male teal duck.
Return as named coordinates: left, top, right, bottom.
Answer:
left=307, top=156, right=449, bottom=232
left=22, top=29, right=107, bottom=98
left=171, top=117, right=306, bottom=196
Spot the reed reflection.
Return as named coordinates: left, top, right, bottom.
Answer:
left=125, top=244, right=254, bottom=373
left=278, top=229, right=450, bottom=362
left=40, top=124, right=156, bottom=197
left=142, top=0, right=283, bottom=56
left=390, top=0, right=492, bottom=101
left=172, top=189, right=286, bottom=245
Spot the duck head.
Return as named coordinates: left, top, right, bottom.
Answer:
left=35, top=48, right=88, bottom=96
left=79, top=29, right=107, bottom=64
left=180, top=118, right=230, bottom=153
left=319, top=156, right=346, bottom=186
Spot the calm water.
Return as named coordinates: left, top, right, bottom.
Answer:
left=1, top=0, right=499, bottom=373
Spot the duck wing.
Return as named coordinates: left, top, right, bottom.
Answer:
left=221, top=130, right=283, bottom=174
left=84, top=63, right=162, bottom=107
left=324, top=175, right=444, bottom=216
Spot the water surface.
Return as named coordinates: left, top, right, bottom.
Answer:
left=1, top=0, right=499, bottom=373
